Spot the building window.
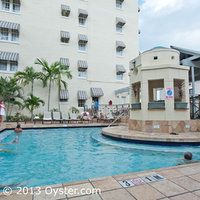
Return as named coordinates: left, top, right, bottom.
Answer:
left=1, top=0, right=10, bottom=11
left=0, top=28, right=9, bottom=40
left=78, top=42, right=87, bottom=51
left=61, top=5, right=70, bottom=17
left=116, top=24, right=123, bottom=33
left=154, top=56, right=158, bottom=60
left=116, top=73, right=124, bottom=80
left=61, top=37, right=69, bottom=43
left=78, top=9, right=88, bottom=26
left=116, top=49, right=124, bottom=56
left=11, top=29, right=19, bottom=41
left=0, top=60, right=18, bottom=72
left=13, top=0, right=20, bottom=12
left=79, top=17, right=87, bottom=26
left=60, top=31, right=70, bottom=43
left=78, top=100, right=86, bottom=107
left=1, top=0, right=20, bottom=12
left=78, top=69, right=87, bottom=78
left=116, top=0, right=123, bottom=9
left=0, top=28, right=19, bottom=42
left=0, top=60, right=7, bottom=71
left=10, top=61, right=18, bottom=71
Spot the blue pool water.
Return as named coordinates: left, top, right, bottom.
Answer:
left=0, top=127, right=200, bottom=187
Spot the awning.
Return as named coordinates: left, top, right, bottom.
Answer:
left=0, top=51, right=19, bottom=61
left=0, top=21, right=20, bottom=30
left=78, top=34, right=88, bottom=43
left=61, top=31, right=70, bottom=40
left=78, top=60, right=88, bottom=70
left=77, top=90, right=88, bottom=100
left=117, top=0, right=124, bottom=2
left=91, top=88, right=104, bottom=97
left=61, top=5, right=70, bottom=15
left=60, top=58, right=70, bottom=66
left=116, top=41, right=126, bottom=50
left=78, top=9, right=88, bottom=18
left=116, top=17, right=126, bottom=26
left=116, top=65, right=126, bottom=74
left=60, top=90, right=69, bottom=101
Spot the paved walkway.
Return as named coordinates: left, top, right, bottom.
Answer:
left=0, top=163, right=200, bottom=200
left=102, top=126, right=200, bottom=143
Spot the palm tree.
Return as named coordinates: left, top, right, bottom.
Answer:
left=14, top=66, right=42, bottom=95
left=0, top=77, right=23, bottom=119
left=23, top=94, right=44, bottom=121
left=35, top=58, right=72, bottom=111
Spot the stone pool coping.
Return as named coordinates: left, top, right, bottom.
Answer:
left=0, top=163, right=200, bottom=199
left=0, top=122, right=118, bottom=133
left=102, top=126, right=200, bottom=144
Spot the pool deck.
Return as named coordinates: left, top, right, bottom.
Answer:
left=0, top=163, right=200, bottom=199
left=0, top=122, right=114, bottom=133
left=102, top=126, right=200, bottom=144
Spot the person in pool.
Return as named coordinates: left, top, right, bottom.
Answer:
left=12, top=123, right=23, bottom=143
left=14, top=123, right=23, bottom=133
left=177, top=152, right=198, bottom=165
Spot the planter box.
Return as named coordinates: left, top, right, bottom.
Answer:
left=148, top=101, right=165, bottom=110
left=131, top=103, right=141, bottom=110
left=174, top=102, right=188, bottom=110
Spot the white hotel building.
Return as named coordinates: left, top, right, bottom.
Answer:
left=0, top=0, right=139, bottom=111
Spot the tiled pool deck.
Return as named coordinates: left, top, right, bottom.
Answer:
left=0, top=163, right=200, bottom=200
left=102, top=126, right=200, bottom=143
left=1, top=123, right=200, bottom=199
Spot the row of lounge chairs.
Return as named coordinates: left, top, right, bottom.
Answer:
left=33, top=111, right=117, bottom=124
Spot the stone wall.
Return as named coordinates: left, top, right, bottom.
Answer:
left=129, top=119, right=200, bottom=133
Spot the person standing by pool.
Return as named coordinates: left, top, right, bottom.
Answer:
left=0, top=101, right=5, bottom=126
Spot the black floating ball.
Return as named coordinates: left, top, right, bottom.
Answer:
left=184, top=152, right=193, bottom=160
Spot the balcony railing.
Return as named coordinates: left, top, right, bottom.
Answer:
left=148, top=101, right=165, bottom=110
left=131, top=103, right=141, bottom=110
left=174, top=102, right=188, bottom=110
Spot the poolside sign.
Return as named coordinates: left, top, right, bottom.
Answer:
left=166, top=87, right=173, bottom=99
left=118, top=174, right=165, bottom=188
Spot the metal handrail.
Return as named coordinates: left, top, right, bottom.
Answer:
left=108, top=110, right=129, bottom=127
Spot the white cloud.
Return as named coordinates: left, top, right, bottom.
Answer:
left=139, top=0, right=200, bottom=51
left=141, top=0, right=185, bottom=16
left=172, top=29, right=200, bottom=50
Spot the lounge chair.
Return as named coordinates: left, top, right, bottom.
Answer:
left=97, top=112, right=106, bottom=123
left=82, top=111, right=93, bottom=123
left=104, top=112, right=115, bottom=123
left=52, top=112, right=62, bottom=123
left=42, top=111, right=52, bottom=124
left=69, top=113, right=79, bottom=123
left=62, top=112, right=70, bottom=124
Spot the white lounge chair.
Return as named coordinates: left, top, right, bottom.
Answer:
left=69, top=113, right=79, bottom=123
left=62, top=112, right=70, bottom=124
left=42, top=111, right=52, bottom=124
left=52, top=112, right=62, bottom=123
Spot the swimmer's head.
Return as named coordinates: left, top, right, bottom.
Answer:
left=184, top=152, right=193, bottom=160
left=16, top=123, right=21, bottom=129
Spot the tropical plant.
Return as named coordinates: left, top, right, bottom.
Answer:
left=0, top=77, right=23, bottom=119
left=35, top=58, right=72, bottom=111
left=14, top=66, right=42, bottom=95
left=23, top=94, right=44, bottom=121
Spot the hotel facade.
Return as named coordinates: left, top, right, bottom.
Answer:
left=0, top=0, right=139, bottom=111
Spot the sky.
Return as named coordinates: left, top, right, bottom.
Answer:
left=138, top=0, right=200, bottom=52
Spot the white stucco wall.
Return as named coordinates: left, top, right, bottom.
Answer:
left=0, top=0, right=139, bottom=113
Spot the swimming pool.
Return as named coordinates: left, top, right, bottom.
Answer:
left=0, top=127, right=200, bottom=187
